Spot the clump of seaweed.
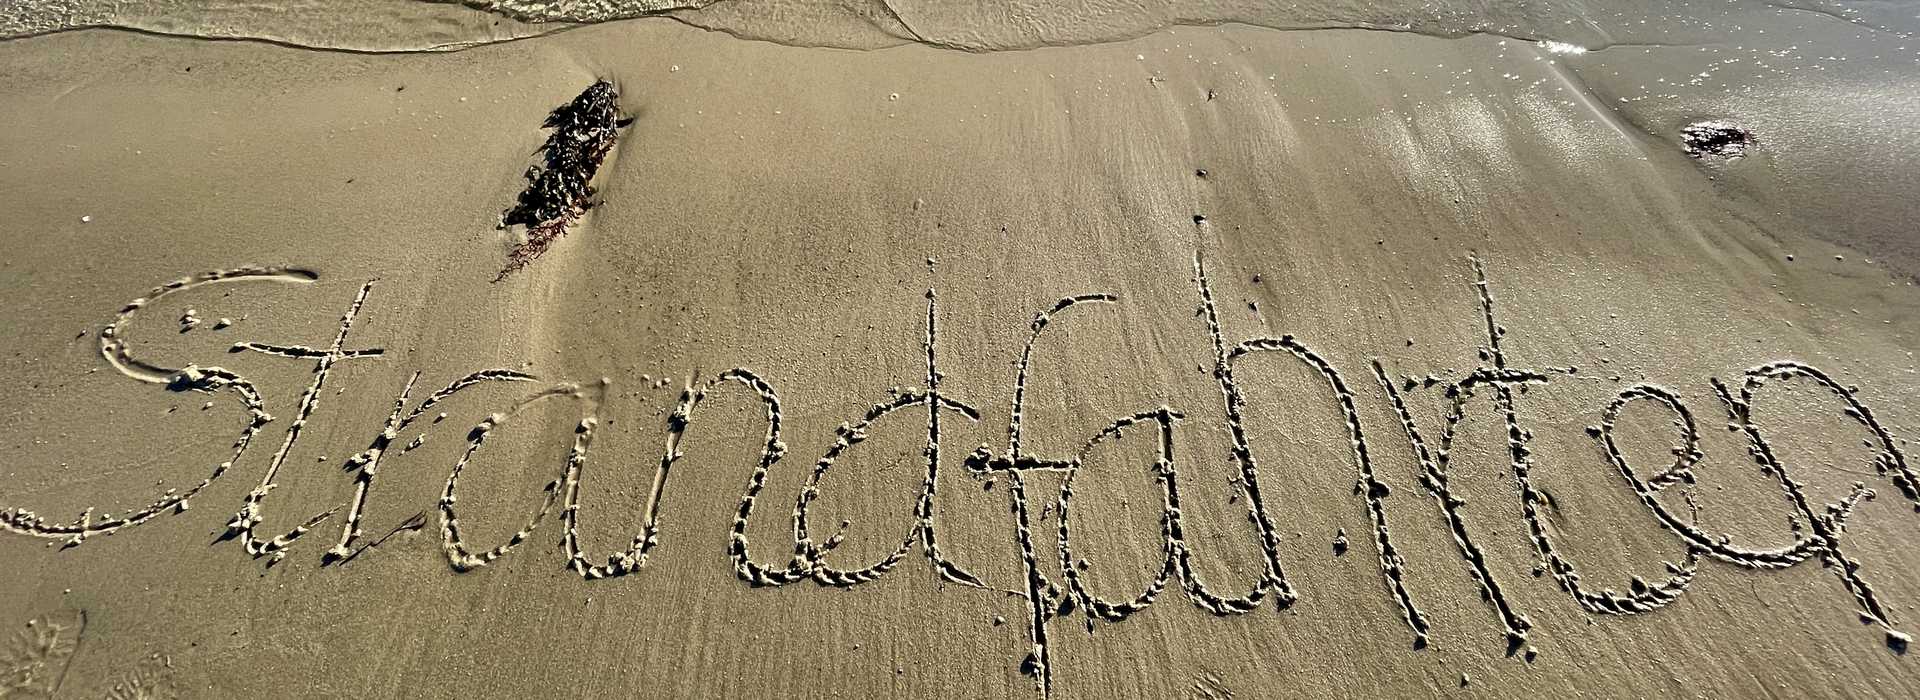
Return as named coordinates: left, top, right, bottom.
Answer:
left=497, top=80, right=629, bottom=279
left=1680, top=121, right=1753, bottom=159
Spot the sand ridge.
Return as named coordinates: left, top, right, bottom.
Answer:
left=5, top=234, right=1917, bottom=695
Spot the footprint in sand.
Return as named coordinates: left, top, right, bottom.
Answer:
left=0, top=610, right=85, bottom=699
left=1, top=611, right=177, bottom=700
left=103, top=653, right=176, bottom=700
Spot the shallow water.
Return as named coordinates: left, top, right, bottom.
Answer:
left=2, top=0, right=1913, bottom=53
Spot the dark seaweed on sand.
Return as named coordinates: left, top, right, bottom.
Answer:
left=1680, top=121, right=1753, bottom=159
left=498, top=80, right=627, bottom=278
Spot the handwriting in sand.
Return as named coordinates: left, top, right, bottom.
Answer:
left=3, top=237, right=1915, bottom=696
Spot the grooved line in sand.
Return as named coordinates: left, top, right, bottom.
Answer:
left=4, top=241, right=1919, bottom=694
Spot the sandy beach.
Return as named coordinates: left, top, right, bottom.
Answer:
left=2, top=1, right=1919, bottom=697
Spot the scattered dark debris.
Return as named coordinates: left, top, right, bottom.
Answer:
left=497, top=80, right=628, bottom=280
left=1681, top=121, right=1753, bottom=159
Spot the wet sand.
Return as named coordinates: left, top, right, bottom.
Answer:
left=2, top=5, right=1919, bottom=698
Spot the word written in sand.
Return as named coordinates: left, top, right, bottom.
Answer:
left=1, top=248, right=1915, bottom=696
